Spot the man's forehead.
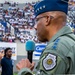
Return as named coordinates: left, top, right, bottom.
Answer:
left=36, top=12, right=54, bottom=18
left=36, top=12, right=49, bottom=18
left=7, top=50, right=12, bottom=52
left=36, top=14, right=44, bottom=18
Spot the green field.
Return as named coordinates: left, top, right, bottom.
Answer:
left=14, top=72, right=18, bottom=75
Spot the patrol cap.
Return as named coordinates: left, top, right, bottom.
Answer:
left=34, top=0, right=69, bottom=17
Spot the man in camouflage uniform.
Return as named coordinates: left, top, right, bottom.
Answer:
left=16, top=0, right=75, bottom=74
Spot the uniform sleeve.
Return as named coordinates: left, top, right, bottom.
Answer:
left=18, top=51, right=69, bottom=75
left=18, top=68, right=33, bottom=75
left=35, top=51, right=69, bottom=75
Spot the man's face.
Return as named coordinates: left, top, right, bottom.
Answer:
left=6, top=50, right=12, bottom=58
left=35, top=14, right=49, bottom=42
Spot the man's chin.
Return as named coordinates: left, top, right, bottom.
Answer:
left=9, top=56, right=12, bottom=58
left=38, top=37, right=47, bottom=42
left=39, top=39, right=46, bottom=43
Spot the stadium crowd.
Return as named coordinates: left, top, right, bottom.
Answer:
left=0, top=0, right=75, bottom=43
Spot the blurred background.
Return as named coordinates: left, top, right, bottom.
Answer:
left=0, top=0, right=75, bottom=74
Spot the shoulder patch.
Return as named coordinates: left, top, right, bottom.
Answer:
left=43, top=54, right=57, bottom=71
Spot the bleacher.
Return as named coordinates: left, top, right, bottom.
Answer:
left=0, top=0, right=75, bottom=43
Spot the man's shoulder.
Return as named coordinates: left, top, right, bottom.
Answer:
left=45, top=35, right=75, bottom=52
left=59, top=34, right=75, bottom=45
left=1, top=57, right=7, bottom=61
left=1, top=57, right=6, bottom=64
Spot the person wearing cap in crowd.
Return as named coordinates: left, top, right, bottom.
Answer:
left=16, top=0, right=75, bottom=74
left=1, top=47, right=13, bottom=75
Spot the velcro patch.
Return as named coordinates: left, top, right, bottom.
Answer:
left=43, top=54, right=57, bottom=70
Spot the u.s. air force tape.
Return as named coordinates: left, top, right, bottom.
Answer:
left=43, top=54, right=57, bottom=70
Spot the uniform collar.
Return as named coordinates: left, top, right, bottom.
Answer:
left=49, top=25, right=73, bottom=43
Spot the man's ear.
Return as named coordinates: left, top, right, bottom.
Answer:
left=45, top=16, right=53, bottom=26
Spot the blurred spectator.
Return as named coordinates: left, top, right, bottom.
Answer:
left=1, top=48, right=13, bottom=75
left=0, top=1, right=75, bottom=43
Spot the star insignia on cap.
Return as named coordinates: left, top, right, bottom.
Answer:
left=40, top=7, right=42, bottom=10
left=37, top=8, right=39, bottom=11
left=36, top=10, right=37, bottom=12
left=43, top=5, right=46, bottom=8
